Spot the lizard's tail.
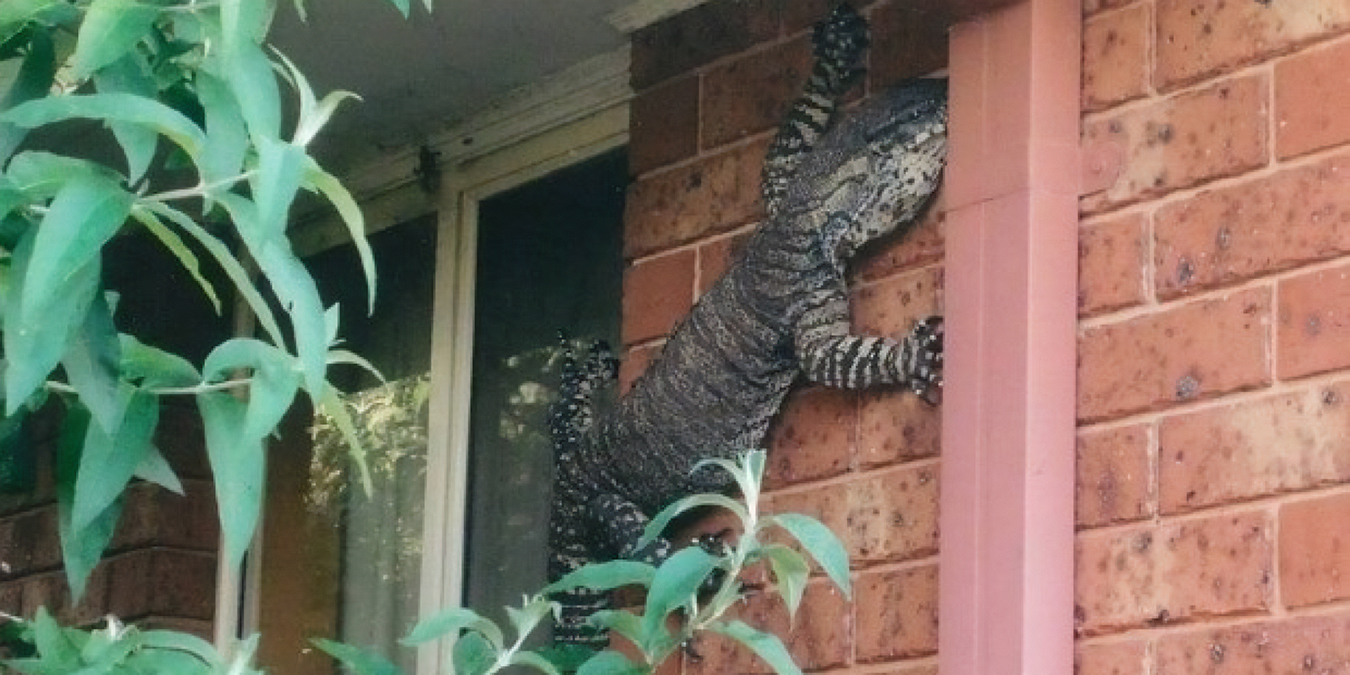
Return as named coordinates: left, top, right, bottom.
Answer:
left=547, top=337, right=617, bottom=459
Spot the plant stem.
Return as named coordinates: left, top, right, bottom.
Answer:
left=45, top=377, right=251, bottom=398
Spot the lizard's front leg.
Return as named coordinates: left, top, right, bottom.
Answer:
left=795, top=297, right=944, bottom=399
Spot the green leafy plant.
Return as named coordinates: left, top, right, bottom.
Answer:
left=0, top=0, right=426, bottom=600
left=316, top=450, right=851, bottom=675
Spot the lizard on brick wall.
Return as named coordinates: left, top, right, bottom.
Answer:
left=546, top=3, right=948, bottom=647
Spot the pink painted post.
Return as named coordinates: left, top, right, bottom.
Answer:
left=939, top=1, right=1080, bottom=674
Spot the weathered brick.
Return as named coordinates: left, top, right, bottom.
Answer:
left=1155, top=152, right=1350, bottom=300
left=107, top=549, right=216, bottom=621
left=1280, top=491, right=1350, bottom=608
left=1155, top=612, right=1350, bottom=674
left=852, top=265, right=943, bottom=336
left=1084, top=0, right=1138, bottom=17
left=1077, top=638, right=1149, bottom=675
left=702, top=38, right=811, bottom=150
left=1158, top=384, right=1350, bottom=514
left=855, top=564, right=939, bottom=662
left=687, top=580, right=851, bottom=675
left=1079, top=212, right=1147, bottom=316
left=619, top=342, right=661, bottom=394
left=20, top=565, right=107, bottom=626
left=869, top=2, right=949, bottom=88
left=1083, top=3, right=1150, bottom=111
left=622, top=250, right=696, bottom=346
left=155, top=401, right=209, bottom=480
left=1078, top=288, right=1271, bottom=423
left=5, top=506, right=61, bottom=576
left=696, top=228, right=752, bottom=296
left=630, top=76, right=700, bottom=176
left=0, top=580, right=20, bottom=615
left=858, top=387, right=940, bottom=469
left=1276, top=36, right=1350, bottom=160
left=625, top=139, right=768, bottom=258
left=1077, top=424, right=1152, bottom=528
left=1278, top=262, right=1350, bottom=380
left=629, top=0, right=779, bottom=90
left=1156, top=0, right=1350, bottom=90
left=852, top=193, right=945, bottom=284
left=1075, top=511, right=1272, bottom=634
left=765, top=387, right=857, bottom=488
left=771, top=464, right=939, bottom=565
left=1080, top=75, right=1269, bottom=213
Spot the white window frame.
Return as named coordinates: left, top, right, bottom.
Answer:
left=213, top=47, right=631, bottom=675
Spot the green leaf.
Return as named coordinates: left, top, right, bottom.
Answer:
left=61, top=290, right=131, bottom=436
left=197, top=390, right=263, bottom=573
left=506, top=596, right=558, bottom=644
left=121, top=648, right=213, bottom=675
left=92, top=52, right=160, bottom=183
left=20, top=175, right=131, bottom=320
left=71, top=390, right=157, bottom=532
left=219, top=38, right=279, bottom=142
left=139, top=629, right=222, bottom=670
left=327, top=349, right=386, bottom=382
left=3, top=229, right=100, bottom=413
left=766, top=513, right=851, bottom=598
left=70, top=0, right=160, bottom=80
left=303, top=158, right=376, bottom=314
left=706, top=621, right=801, bottom=675
left=126, top=206, right=220, bottom=312
left=314, top=383, right=373, bottom=494
left=193, top=72, right=249, bottom=187
left=760, top=545, right=810, bottom=619
left=201, top=338, right=299, bottom=440
left=542, top=560, right=656, bottom=596
left=250, top=135, right=306, bottom=235
left=311, top=639, right=404, bottom=675
left=119, top=334, right=203, bottom=390
left=0, top=27, right=56, bottom=163
left=585, top=611, right=642, bottom=647
left=54, top=405, right=123, bottom=600
left=509, top=650, right=562, bottom=675
left=133, top=445, right=183, bottom=495
left=641, top=546, right=718, bottom=640
left=401, top=607, right=503, bottom=651
left=383, top=0, right=411, bottom=19
left=5, top=151, right=121, bottom=201
left=1, top=92, right=206, bottom=158
left=451, top=631, right=497, bottom=675
left=272, top=48, right=360, bottom=148
left=139, top=202, right=285, bottom=348
left=574, top=650, right=644, bottom=675
left=693, top=450, right=765, bottom=507
left=28, top=608, right=80, bottom=673
left=637, top=493, right=747, bottom=552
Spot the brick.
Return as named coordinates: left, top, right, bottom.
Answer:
left=1079, top=212, right=1147, bottom=316
left=21, top=566, right=107, bottom=626
left=1077, top=424, right=1152, bottom=528
left=852, top=192, right=945, bottom=284
left=1280, top=491, right=1350, bottom=608
left=1277, top=37, right=1350, bottom=159
left=852, top=265, right=943, bottom=337
left=155, top=401, right=209, bottom=480
left=1078, top=288, right=1271, bottom=423
left=771, top=464, right=939, bottom=565
left=622, top=250, right=696, bottom=346
left=1076, top=638, right=1149, bottom=675
left=1155, top=612, right=1350, bottom=674
left=1074, top=511, right=1272, bottom=634
left=871, top=664, right=938, bottom=675
left=1080, top=75, right=1269, bottom=213
left=869, top=2, right=949, bottom=89
left=687, top=580, right=851, bottom=675
left=1155, top=153, right=1350, bottom=300
left=1083, top=3, right=1150, bottom=111
left=5, top=506, right=61, bottom=576
left=0, top=580, right=20, bottom=615
left=1158, top=384, right=1350, bottom=514
left=107, top=549, right=216, bottom=621
left=629, top=0, right=779, bottom=90
left=696, top=229, right=752, bottom=296
left=857, top=387, right=941, bottom=469
left=1156, top=0, right=1350, bottom=90
left=1278, top=262, right=1350, bottom=380
left=765, top=387, right=857, bottom=488
left=702, top=38, right=811, bottom=150
left=624, top=139, right=768, bottom=258
left=619, top=342, right=662, bottom=394
left=1084, top=0, right=1137, bottom=17
left=630, top=76, right=700, bottom=176
left=855, top=564, right=939, bottom=662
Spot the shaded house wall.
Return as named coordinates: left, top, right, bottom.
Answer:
left=1075, top=1, right=1350, bottom=671
left=620, top=1, right=947, bottom=673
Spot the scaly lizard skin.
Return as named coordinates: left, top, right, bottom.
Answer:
left=547, top=3, right=947, bottom=647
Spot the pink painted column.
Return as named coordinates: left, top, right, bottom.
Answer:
left=939, top=1, right=1080, bottom=674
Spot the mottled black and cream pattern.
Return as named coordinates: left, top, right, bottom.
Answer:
left=547, top=3, right=948, bottom=647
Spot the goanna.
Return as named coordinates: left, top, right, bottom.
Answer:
left=547, top=3, right=948, bottom=647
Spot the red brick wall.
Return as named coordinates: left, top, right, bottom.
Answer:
left=0, top=402, right=219, bottom=638
left=623, top=1, right=946, bottom=672
left=1077, top=1, right=1350, bottom=671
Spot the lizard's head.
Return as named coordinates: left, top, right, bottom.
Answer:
left=793, top=77, right=948, bottom=263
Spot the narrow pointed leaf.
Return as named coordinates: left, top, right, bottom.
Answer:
left=54, top=405, right=123, bottom=600
left=133, top=445, right=183, bottom=495
left=574, top=650, right=644, bottom=675
left=706, top=621, right=801, bottom=675
left=585, top=611, right=642, bottom=646
left=71, top=390, right=157, bottom=532
left=0, top=27, right=56, bottom=162
left=637, top=493, right=746, bottom=551
left=70, top=0, right=160, bottom=79
left=119, top=333, right=202, bottom=389
left=5, top=151, right=121, bottom=201
left=304, top=158, right=376, bottom=313
left=140, top=629, right=223, bottom=669
left=1, top=93, right=205, bottom=157
left=760, top=545, right=810, bottom=619
left=315, top=383, right=373, bottom=494
left=542, top=560, right=656, bottom=595
left=92, top=52, right=159, bottom=183
left=28, top=608, right=80, bottom=672
left=451, top=631, right=497, bottom=675
left=127, top=207, right=221, bottom=313
left=311, top=639, right=404, bottom=675
left=401, top=607, right=503, bottom=650
left=60, top=290, right=131, bottom=436
left=197, top=390, right=263, bottom=572
left=201, top=338, right=299, bottom=441
left=641, top=546, right=717, bottom=638
left=22, top=175, right=131, bottom=320
left=220, top=39, right=279, bottom=141
left=193, top=72, right=249, bottom=186
left=510, top=650, right=562, bottom=675
left=767, top=513, right=851, bottom=597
